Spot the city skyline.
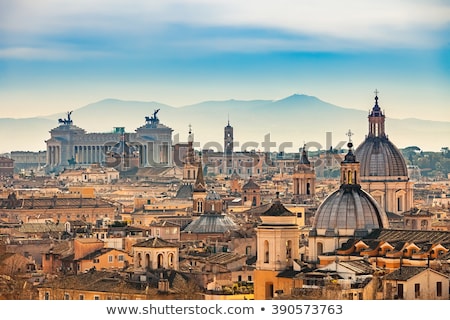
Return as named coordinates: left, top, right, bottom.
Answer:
left=1, top=1, right=449, bottom=123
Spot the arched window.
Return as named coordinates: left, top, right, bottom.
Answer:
left=317, top=242, right=324, bottom=255
left=145, top=253, right=151, bottom=270
left=157, top=253, right=164, bottom=269
left=286, top=240, right=292, bottom=259
left=168, top=253, right=174, bottom=268
left=137, top=252, right=142, bottom=268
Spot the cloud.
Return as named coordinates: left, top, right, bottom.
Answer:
left=0, top=46, right=111, bottom=60
left=1, top=0, right=449, bottom=59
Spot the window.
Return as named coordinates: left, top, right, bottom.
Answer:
left=108, top=255, right=113, bottom=263
left=157, top=254, right=164, bottom=269
left=94, top=296, right=100, bottom=300
left=118, top=255, right=124, bottom=262
left=397, top=283, right=404, bottom=299
left=397, top=197, right=403, bottom=212
left=415, top=283, right=420, bottom=298
left=286, top=240, right=292, bottom=259
left=64, top=293, right=70, bottom=300
left=79, top=294, right=84, bottom=300
left=436, top=282, right=442, bottom=297
left=317, top=243, right=324, bottom=255
left=168, top=253, right=174, bottom=268
left=197, top=201, right=203, bottom=213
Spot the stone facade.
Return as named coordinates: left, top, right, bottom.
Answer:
left=45, top=110, right=173, bottom=173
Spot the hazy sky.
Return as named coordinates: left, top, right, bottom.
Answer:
left=1, top=0, right=449, bottom=122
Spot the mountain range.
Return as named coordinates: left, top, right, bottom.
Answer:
left=1, top=94, right=449, bottom=154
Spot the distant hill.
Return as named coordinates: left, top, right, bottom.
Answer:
left=1, top=94, right=449, bottom=154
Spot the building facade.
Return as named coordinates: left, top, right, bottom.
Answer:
left=45, top=110, right=173, bottom=173
left=0, top=156, right=14, bottom=178
left=254, top=198, right=300, bottom=299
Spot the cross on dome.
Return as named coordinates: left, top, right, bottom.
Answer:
left=346, top=129, right=354, bottom=143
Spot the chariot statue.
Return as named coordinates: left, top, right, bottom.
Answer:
left=58, top=111, right=73, bottom=125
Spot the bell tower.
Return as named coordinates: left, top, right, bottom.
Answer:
left=192, top=154, right=207, bottom=214
left=182, top=125, right=197, bottom=183
left=292, top=144, right=316, bottom=204
left=224, top=119, right=234, bottom=155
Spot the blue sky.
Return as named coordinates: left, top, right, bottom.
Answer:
left=1, top=0, right=449, bottom=122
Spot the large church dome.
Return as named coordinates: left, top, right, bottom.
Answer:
left=355, top=138, right=408, bottom=177
left=354, top=94, right=408, bottom=178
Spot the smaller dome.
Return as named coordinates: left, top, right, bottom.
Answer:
left=183, top=214, right=237, bottom=234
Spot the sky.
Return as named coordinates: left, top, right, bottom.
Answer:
left=0, top=0, right=449, bottom=122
